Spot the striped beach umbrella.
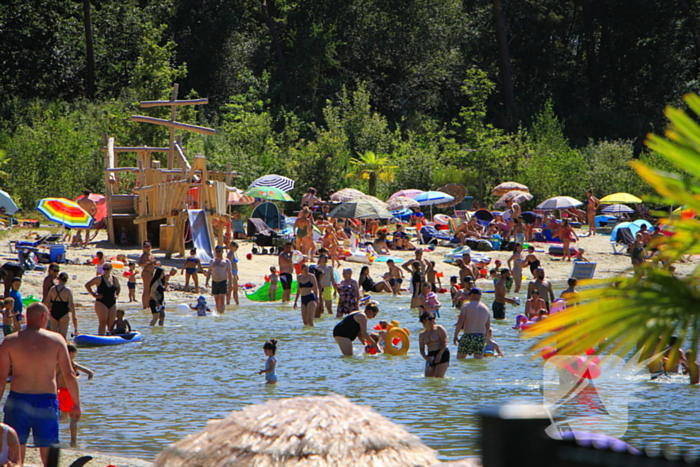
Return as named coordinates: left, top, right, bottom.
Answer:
left=36, top=198, right=93, bottom=228
left=249, top=174, right=295, bottom=192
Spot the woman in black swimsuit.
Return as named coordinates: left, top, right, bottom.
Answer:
left=358, top=266, right=392, bottom=294
left=44, top=272, right=78, bottom=338
left=85, top=262, right=120, bottom=335
left=333, top=302, right=379, bottom=356
left=294, top=264, right=319, bottom=326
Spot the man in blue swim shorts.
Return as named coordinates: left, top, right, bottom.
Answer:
left=453, top=288, right=490, bottom=359
left=0, top=303, right=81, bottom=466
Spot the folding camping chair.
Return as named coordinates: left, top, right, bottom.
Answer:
left=611, top=227, right=635, bottom=254
left=570, top=261, right=597, bottom=280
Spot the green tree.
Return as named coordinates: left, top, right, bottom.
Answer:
left=345, top=152, right=397, bottom=196
left=527, top=93, right=700, bottom=371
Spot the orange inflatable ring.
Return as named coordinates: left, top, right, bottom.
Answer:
left=384, top=328, right=410, bottom=356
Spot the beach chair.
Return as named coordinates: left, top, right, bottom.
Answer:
left=570, top=261, right=597, bottom=280
left=419, top=225, right=460, bottom=246
left=611, top=227, right=635, bottom=254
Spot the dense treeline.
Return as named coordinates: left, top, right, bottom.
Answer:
left=0, top=0, right=693, bottom=209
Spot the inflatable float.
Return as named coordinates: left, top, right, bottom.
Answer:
left=384, top=320, right=411, bottom=356
left=374, top=255, right=405, bottom=263
left=246, top=281, right=299, bottom=302
left=74, top=332, right=141, bottom=347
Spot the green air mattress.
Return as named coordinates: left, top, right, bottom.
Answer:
left=246, top=281, right=298, bottom=302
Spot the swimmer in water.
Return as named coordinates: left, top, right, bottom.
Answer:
left=258, top=339, right=278, bottom=385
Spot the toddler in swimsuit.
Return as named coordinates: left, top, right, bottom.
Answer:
left=58, top=345, right=94, bottom=447
left=190, top=295, right=210, bottom=316
left=2, top=297, right=15, bottom=335
left=126, top=262, right=138, bottom=302
left=258, top=339, right=278, bottom=384
left=268, top=267, right=279, bottom=301
left=110, top=309, right=132, bottom=335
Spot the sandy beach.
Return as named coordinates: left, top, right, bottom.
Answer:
left=3, top=225, right=696, bottom=466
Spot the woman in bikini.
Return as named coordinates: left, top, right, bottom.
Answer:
left=181, top=248, right=203, bottom=293
left=44, top=272, right=78, bottom=338
left=85, top=262, right=120, bottom=335
left=294, top=207, right=315, bottom=259
left=333, top=302, right=379, bottom=356
left=419, top=311, right=450, bottom=377
left=358, top=266, right=392, bottom=294
left=336, top=268, right=360, bottom=318
left=507, top=243, right=525, bottom=293
left=555, top=219, right=579, bottom=261
left=294, top=263, right=319, bottom=326
left=586, top=188, right=600, bottom=236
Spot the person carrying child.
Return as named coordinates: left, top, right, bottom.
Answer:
left=110, top=309, right=132, bottom=335
left=258, top=339, right=278, bottom=385
left=57, top=344, right=93, bottom=447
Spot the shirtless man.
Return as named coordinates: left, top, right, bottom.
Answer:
left=278, top=243, right=294, bottom=303
left=138, top=241, right=159, bottom=310
left=452, top=275, right=474, bottom=308
left=77, top=191, right=97, bottom=247
left=455, top=218, right=484, bottom=244
left=42, top=262, right=60, bottom=301
left=401, top=248, right=431, bottom=276
left=527, top=267, right=555, bottom=307
left=205, top=245, right=233, bottom=314
left=459, top=252, right=480, bottom=280
left=386, top=259, right=404, bottom=295
left=453, top=288, right=490, bottom=359
left=585, top=188, right=600, bottom=236
left=493, top=268, right=519, bottom=320
left=0, top=303, right=80, bottom=466
left=301, top=187, right=322, bottom=209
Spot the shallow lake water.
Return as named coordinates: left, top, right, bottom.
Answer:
left=67, top=286, right=700, bottom=461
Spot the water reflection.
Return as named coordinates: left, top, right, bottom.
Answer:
left=68, top=291, right=700, bottom=461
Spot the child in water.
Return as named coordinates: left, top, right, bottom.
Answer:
left=110, top=309, right=132, bottom=335
left=57, top=345, right=94, bottom=446
left=190, top=295, right=210, bottom=316
left=268, top=267, right=279, bottom=301
left=2, top=297, right=16, bottom=335
left=258, top=339, right=278, bottom=384
left=484, top=328, right=504, bottom=357
left=365, top=333, right=383, bottom=354
left=126, top=262, right=138, bottom=303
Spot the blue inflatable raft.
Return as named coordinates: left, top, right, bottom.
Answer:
left=74, top=332, right=142, bottom=347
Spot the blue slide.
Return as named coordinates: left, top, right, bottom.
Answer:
left=188, top=209, right=214, bottom=265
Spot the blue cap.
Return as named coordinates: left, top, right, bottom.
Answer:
left=469, top=287, right=482, bottom=295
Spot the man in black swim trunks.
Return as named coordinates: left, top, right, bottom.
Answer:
left=493, top=268, right=519, bottom=320
left=278, top=243, right=294, bottom=303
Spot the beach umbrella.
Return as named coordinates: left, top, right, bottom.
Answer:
left=36, top=198, right=93, bottom=228
left=330, top=198, right=393, bottom=219
left=473, top=209, right=494, bottom=222
left=435, top=184, right=466, bottom=208
left=537, top=196, right=584, bottom=210
left=73, top=193, right=106, bottom=222
left=154, top=394, right=439, bottom=467
left=0, top=190, right=19, bottom=215
left=388, top=189, right=425, bottom=200
left=414, top=191, right=455, bottom=206
left=387, top=196, right=420, bottom=211
left=492, top=181, right=529, bottom=196
left=331, top=188, right=368, bottom=203
left=601, top=204, right=634, bottom=214
left=243, top=186, right=294, bottom=202
left=249, top=174, right=295, bottom=192
left=493, top=190, right=534, bottom=208
left=227, top=188, right=256, bottom=205
left=599, top=192, right=642, bottom=204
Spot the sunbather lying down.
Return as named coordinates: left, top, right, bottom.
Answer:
left=454, top=219, right=486, bottom=244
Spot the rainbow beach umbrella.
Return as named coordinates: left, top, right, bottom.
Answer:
left=36, top=198, right=93, bottom=228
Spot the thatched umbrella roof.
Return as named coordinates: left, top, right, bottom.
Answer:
left=435, top=184, right=467, bottom=208
left=154, top=394, right=440, bottom=467
left=492, top=182, right=529, bottom=196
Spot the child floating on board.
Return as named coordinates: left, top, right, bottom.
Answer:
left=258, top=339, right=278, bottom=384
left=58, top=345, right=94, bottom=447
left=110, top=309, right=132, bottom=335
left=190, top=296, right=210, bottom=316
